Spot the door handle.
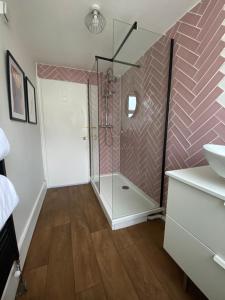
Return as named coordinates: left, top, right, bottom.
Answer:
left=81, top=137, right=87, bottom=140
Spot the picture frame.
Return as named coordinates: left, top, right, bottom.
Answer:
left=6, top=50, right=27, bottom=122
left=25, top=77, right=37, bottom=124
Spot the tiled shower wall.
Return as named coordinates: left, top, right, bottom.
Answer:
left=166, top=0, right=225, bottom=172
left=120, top=39, right=170, bottom=203
left=37, top=64, right=91, bottom=83
left=120, top=0, right=225, bottom=204
left=99, top=74, right=121, bottom=174
left=37, top=0, right=225, bottom=206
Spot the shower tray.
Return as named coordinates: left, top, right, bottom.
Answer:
left=91, top=173, right=163, bottom=230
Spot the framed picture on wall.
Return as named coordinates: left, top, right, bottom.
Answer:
left=25, top=77, right=37, bottom=124
left=6, top=50, right=27, bottom=122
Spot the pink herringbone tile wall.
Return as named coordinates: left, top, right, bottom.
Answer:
left=37, top=64, right=92, bottom=84
left=120, top=0, right=225, bottom=205
left=37, top=0, right=225, bottom=207
left=120, top=37, right=171, bottom=203
left=166, top=0, right=225, bottom=177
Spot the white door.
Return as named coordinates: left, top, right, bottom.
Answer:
left=39, top=79, right=90, bottom=187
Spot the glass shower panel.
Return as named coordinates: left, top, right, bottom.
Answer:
left=89, top=61, right=100, bottom=191
left=97, top=58, right=114, bottom=218
left=112, top=19, right=171, bottom=219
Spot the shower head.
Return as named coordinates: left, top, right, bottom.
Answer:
left=106, top=68, right=117, bottom=83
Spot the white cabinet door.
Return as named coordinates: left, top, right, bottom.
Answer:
left=164, top=216, right=225, bottom=300
left=39, top=79, right=89, bottom=187
left=166, top=178, right=225, bottom=257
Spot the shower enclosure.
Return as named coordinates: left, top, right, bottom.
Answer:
left=89, top=19, right=172, bottom=229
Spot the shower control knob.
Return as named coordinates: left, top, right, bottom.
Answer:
left=82, top=137, right=87, bottom=140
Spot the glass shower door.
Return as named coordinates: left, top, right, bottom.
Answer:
left=97, top=58, right=113, bottom=218
left=112, top=19, right=170, bottom=220
left=89, top=62, right=100, bottom=191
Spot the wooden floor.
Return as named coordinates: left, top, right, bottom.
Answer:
left=18, top=184, right=207, bottom=300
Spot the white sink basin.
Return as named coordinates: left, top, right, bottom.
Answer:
left=203, top=144, right=225, bottom=178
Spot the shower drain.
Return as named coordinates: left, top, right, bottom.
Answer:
left=122, top=185, right=129, bottom=190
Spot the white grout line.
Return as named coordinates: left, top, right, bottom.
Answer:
left=217, top=74, right=225, bottom=108
left=179, top=20, right=201, bottom=30
left=175, top=65, right=198, bottom=83
left=222, top=33, right=225, bottom=42
left=187, top=122, right=219, bottom=152
left=219, top=62, right=225, bottom=75
left=195, top=24, right=224, bottom=64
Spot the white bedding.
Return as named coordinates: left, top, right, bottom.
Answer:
left=0, top=175, right=19, bottom=231
left=0, top=128, right=10, bottom=160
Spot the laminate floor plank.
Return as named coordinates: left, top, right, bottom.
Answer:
left=76, top=284, right=106, bottom=300
left=20, top=184, right=207, bottom=300
left=23, top=225, right=52, bottom=271
left=139, top=219, right=165, bottom=249
left=92, top=229, right=139, bottom=300
left=45, top=224, right=76, bottom=300
left=20, top=265, right=48, bottom=300
left=110, top=223, right=143, bottom=251
left=36, top=189, right=57, bottom=229
left=69, top=186, right=90, bottom=232
left=72, top=226, right=101, bottom=293
left=136, top=236, right=206, bottom=300
left=51, top=188, right=71, bottom=227
left=80, top=185, right=109, bottom=233
left=120, top=244, right=172, bottom=300
left=69, top=185, right=84, bottom=213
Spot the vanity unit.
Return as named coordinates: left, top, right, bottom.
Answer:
left=164, top=166, right=225, bottom=300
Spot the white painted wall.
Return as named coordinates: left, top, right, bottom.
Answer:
left=0, top=9, right=45, bottom=300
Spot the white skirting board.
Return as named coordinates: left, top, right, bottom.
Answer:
left=1, top=181, right=47, bottom=300
left=47, top=180, right=90, bottom=189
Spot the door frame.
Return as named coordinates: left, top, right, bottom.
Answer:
left=87, top=79, right=92, bottom=178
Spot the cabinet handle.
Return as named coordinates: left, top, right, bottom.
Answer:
left=213, top=255, right=225, bottom=270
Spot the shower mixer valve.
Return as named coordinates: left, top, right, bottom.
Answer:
left=100, top=124, right=113, bottom=128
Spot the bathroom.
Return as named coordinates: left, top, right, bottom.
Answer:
left=0, top=0, right=225, bottom=299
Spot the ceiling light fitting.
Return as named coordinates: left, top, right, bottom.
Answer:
left=0, top=1, right=8, bottom=23
left=85, top=4, right=106, bottom=34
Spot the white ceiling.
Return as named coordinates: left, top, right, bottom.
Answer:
left=7, top=0, right=200, bottom=71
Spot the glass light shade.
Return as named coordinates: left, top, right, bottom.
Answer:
left=85, top=9, right=106, bottom=34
